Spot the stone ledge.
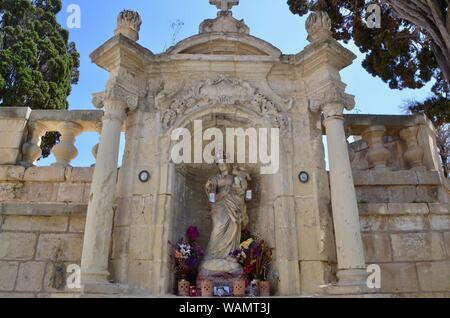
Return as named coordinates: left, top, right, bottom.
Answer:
left=0, top=166, right=94, bottom=183
left=0, top=166, right=25, bottom=182
left=0, top=107, right=32, bottom=120
left=353, top=170, right=442, bottom=186
left=0, top=202, right=87, bottom=217
left=358, top=203, right=431, bottom=216
left=23, top=166, right=67, bottom=182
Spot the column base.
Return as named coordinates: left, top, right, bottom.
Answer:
left=81, top=268, right=110, bottom=285
left=321, top=269, right=380, bottom=295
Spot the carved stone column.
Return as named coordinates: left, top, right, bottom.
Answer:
left=400, top=125, right=426, bottom=171
left=91, top=122, right=102, bottom=163
left=80, top=98, right=128, bottom=284
left=52, top=122, right=83, bottom=167
left=80, top=10, right=142, bottom=290
left=310, top=87, right=367, bottom=289
left=362, top=125, right=391, bottom=170
left=21, top=122, right=48, bottom=167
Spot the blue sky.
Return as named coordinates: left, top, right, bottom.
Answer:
left=41, top=0, right=433, bottom=166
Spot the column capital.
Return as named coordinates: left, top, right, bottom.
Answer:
left=93, top=88, right=138, bottom=111
left=92, top=87, right=138, bottom=124
left=309, top=86, right=355, bottom=121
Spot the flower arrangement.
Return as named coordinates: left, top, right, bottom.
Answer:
left=230, top=231, right=273, bottom=281
left=169, top=226, right=204, bottom=280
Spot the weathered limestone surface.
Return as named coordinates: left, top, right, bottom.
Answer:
left=354, top=168, right=450, bottom=294
left=0, top=4, right=449, bottom=298
left=0, top=166, right=90, bottom=297
left=0, top=107, right=31, bottom=165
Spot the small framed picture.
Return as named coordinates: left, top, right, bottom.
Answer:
left=213, top=285, right=231, bottom=297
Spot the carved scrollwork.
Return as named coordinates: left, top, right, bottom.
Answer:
left=155, top=75, right=291, bottom=134
left=93, top=69, right=140, bottom=113
left=309, top=86, right=355, bottom=119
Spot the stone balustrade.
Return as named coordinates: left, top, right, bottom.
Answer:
left=343, top=114, right=442, bottom=174
left=0, top=107, right=105, bottom=168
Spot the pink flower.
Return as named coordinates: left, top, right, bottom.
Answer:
left=186, top=226, right=200, bottom=241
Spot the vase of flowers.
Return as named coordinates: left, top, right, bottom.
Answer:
left=230, top=231, right=273, bottom=296
left=169, top=226, right=204, bottom=296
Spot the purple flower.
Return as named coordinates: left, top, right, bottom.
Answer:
left=251, top=243, right=262, bottom=257
left=187, top=226, right=200, bottom=241
left=185, top=256, right=199, bottom=269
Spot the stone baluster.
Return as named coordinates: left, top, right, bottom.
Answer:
left=362, top=125, right=391, bottom=170
left=400, top=125, right=426, bottom=171
left=21, top=122, right=48, bottom=167
left=310, top=87, right=367, bottom=289
left=51, top=121, right=83, bottom=167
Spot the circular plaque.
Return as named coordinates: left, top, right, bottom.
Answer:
left=138, top=170, right=151, bottom=183
left=298, top=171, right=309, bottom=183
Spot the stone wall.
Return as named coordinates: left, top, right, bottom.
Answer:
left=0, top=166, right=91, bottom=297
left=1, top=164, right=450, bottom=297
left=354, top=170, right=450, bottom=296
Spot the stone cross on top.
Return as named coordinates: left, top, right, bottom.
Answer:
left=209, top=0, right=239, bottom=12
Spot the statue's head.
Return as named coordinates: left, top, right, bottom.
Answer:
left=218, top=162, right=230, bottom=174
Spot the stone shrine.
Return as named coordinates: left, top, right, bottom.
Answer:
left=0, top=1, right=449, bottom=298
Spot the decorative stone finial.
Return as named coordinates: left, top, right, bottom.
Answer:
left=115, top=10, right=142, bottom=41
left=209, top=0, right=239, bottom=13
left=306, top=11, right=332, bottom=43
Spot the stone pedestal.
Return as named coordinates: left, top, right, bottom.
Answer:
left=0, top=107, right=32, bottom=165
left=196, top=269, right=245, bottom=297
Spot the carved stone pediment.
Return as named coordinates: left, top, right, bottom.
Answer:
left=155, top=75, right=290, bottom=134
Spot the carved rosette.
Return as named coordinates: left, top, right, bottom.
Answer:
left=309, top=86, right=355, bottom=122
left=115, top=10, right=142, bottom=41
left=306, top=11, right=332, bottom=43
left=156, top=76, right=291, bottom=134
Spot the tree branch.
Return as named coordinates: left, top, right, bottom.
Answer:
left=384, top=0, right=450, bottom=83
left=426, top=0, right=450, bottom=50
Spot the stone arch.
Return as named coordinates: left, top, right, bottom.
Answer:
left=152, top=102, right=301, bottom=296
left=165, top=33, right=282, bottom=58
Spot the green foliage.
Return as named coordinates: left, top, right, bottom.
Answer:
left=404, top=96, right=450, bottom=126
left=0, top=0, right=80, bottom=110
left=287, top=0, right=448, bottom=95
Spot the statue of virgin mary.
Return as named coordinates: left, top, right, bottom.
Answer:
left=199, top=162, right=249, bottom=274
